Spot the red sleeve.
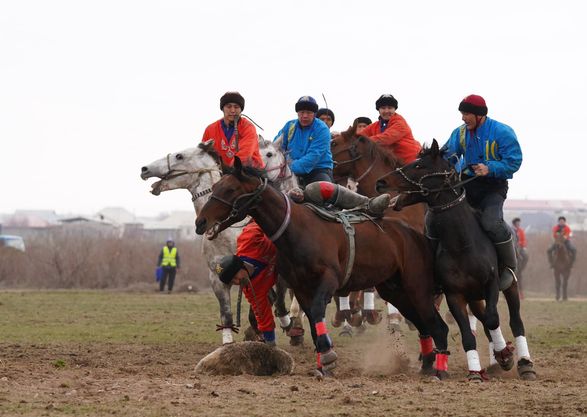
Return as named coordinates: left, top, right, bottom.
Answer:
left=235, top=120, right=263, bottom=167
left=360, top=122, right=379, bottom=137
left=367, top=115, right=410, bottom=146
left=564, top=225, right=572, bottom=238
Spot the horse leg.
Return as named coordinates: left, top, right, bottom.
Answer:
left=563, top=270, right=570, bottom=301
left=273, top=276, right=303, bottom=345
left=309, top=279, right=339, bottom=373
left=376, top=283, right=440, bottom=376
left=362, top=288, right=383, bottom=325
left=467, top=300, right=497, bottom=370
left=482, top=277, right=515, bottom=372
left=288, top=292, right=305, bottom=346
left=502, top=282, right=536, bottom=380
left=555, top=271, right=561, bottom=301
left=209, top=271, right=235, bottom=344
left=446, top=293, right=486, bottom=381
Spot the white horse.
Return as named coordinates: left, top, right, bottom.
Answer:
left=140, top=138, right=299, bottom=344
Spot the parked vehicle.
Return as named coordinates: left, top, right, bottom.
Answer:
left=0, top=235, right=26, bottom=252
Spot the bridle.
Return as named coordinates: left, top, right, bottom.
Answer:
left=380, top=164, right=478, bottom=213
left=332, top=136, right=379, bottom=183
left=209, top=176, right=291, bottom=242
left=265, top=156, right=293, bottom=183
left=161, top=153, right=222, bottom=202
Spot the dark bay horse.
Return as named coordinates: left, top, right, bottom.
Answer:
left=195, top=157, right=449, bottom=377
left=552, top=234, right=573, bottom=301
left=375, top=140, right=536, bottom=381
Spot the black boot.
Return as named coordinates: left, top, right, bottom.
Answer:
left=494, top=237, right=518, bottom=291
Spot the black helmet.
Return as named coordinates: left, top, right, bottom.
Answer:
left=215, top=255, right=244, bottom=284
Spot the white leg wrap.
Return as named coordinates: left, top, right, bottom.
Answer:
left=339, top=296, right=351, bottom=311
left=387, top=303, right=399, bottom=315
left=279, top=315, right=291, bottom=328
left=468, top=314, right=478, bottom=332
left=466, top=350, right=481, bottom=372
left=488, top=342, right=498, bottom=365
left=363, top=292, right=375, bottom=310
left=489, top=327, right=507, bottom=352
left=222, top=328, right=233, bottom=344
left=515, top=336, right=531, bottom=360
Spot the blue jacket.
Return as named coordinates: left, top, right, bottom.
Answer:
left=274, top=118, right=333, bottom=175
left=443, top=117, right=522, bottom=180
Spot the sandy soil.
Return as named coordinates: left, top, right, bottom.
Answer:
left=1, top=322, right=586, bottom=417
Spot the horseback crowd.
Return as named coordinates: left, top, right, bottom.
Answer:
left=202, top=90, right=524, bottom=351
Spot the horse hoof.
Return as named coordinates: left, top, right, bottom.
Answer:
left=339, top=324, right=353, bottom=337
left=364, top=310, right=383, bottom=325
left=289, top=335, right=304, bottom=347
left=419, top=351, right=436, bottom=375
left=350, top=312, right=364, bottom=327
left=321, top=349, right=338, bottom=367
left=435, top=370, right=450, bottom=380
left=322, top=360, right=337, bottom=372
left=494, top=342, right=515, bottom=371
left=517, top=359, right=537, bottom=380
left=467, top=370, right=489, bottom=382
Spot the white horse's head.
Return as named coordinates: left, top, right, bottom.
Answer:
left=140, top=140, right=222, bottom=196
left=258, top=136, right=298, bottom=190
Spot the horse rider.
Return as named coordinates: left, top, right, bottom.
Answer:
left=215, top=221, right=296, bottom=346
left=157, top=238, right=180, bottom=293
left=274, top=96, right=334, bottom=187
left=512, top=217, right=529, bottom=271
left=357, top=94, right=422, bottom=164
left=548, top=216, right=577, bottom=267
left=437, top=94, right=523, bottom=291
left=316, top=108, right=335, bottom=130
left=353, top=116, right=372, bottom=135
left=201, top=91, right=264, bottom=168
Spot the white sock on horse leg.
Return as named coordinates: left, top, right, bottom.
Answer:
left=515, top=336, right=531, bottom=359
left=278, top=315, right=291, bottom=328
left=222, top=328, right=233, bottom=344
left=339, top=296, right=351, bottom=311
left=466, top=350, right=482, bottom=372
left=488, top=342, right=498, bottom=365
left=468, top=314, right=478, bottom=332
left=387, top=303, right=399, bottom=315
left=363, top=292, right=375, bottom=310
left=489, top=327, right=507, bottom=351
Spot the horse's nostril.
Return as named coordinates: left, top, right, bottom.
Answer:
left=141, top=166, right=148, bottom=173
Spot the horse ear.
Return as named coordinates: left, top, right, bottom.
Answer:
left=200, top=139, right=215, bottom=152
left=431, top=139, right=440, bottom=155
left=274, top=134, right=283, bottom=150
left=234, top=156, right=243, bottom=173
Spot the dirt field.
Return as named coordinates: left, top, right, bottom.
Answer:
left=1, top=291, right=586, bottom=417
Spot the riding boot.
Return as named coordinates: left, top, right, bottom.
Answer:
left=303, top=182, right=391, bottom=216
left=494, top=237, right=518, bottom=291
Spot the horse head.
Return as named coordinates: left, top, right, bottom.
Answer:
left=331, top=126, right=360, bottom=179
left=376, top=139, right=458, bottom=210
left=258, top=138, right=298, bottom=190
left=195, top=156, right=268, bottom=240
left=140, top=140, right=222, bottom=196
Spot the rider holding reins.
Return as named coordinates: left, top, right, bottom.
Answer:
left=436, top=94, right=523, bottom=290
left=547, top=216, right=577, bottom=267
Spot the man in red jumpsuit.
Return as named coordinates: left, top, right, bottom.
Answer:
left=215, top=221, right=287, bottom=345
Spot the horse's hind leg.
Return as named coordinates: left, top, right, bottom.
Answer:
left=502, top=282, right=536, bottom=380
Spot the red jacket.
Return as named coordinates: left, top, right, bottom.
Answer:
left=360, top=113, right=422, bottom=163
left=514, top=226, right=527, bottom=248
left=237, top=221, right=277, bottom=332
left=552, top=224, right=572, bottom=240
left=201, top=118, right=264, bottom=168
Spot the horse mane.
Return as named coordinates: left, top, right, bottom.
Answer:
left=198, top=141, right=222, bottom=167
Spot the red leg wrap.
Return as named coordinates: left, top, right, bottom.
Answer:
left=316, top=352, right=322, bottom=368
left=315, top=321, right=328, bottom=336
left=318, top=182, right=336, bottom=200
left=435, top=353, right=449, bottom=371
left=419, top=336, right=434, bottom=355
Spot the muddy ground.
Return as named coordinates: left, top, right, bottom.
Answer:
left=1, top=293, right=586, bottom=416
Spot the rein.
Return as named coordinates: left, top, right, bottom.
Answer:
left=332, top=137, right=378, bottom=184
left=210, top=177, right=268, bottom=231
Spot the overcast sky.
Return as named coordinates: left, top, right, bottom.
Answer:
left=2, top=0, right=586, bottom=217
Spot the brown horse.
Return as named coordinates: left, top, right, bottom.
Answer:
left=552, top=234, right=573, bottom=301
left=195, top=157, right=449, bottom=377
left=375, top=140, right=536, bottom=380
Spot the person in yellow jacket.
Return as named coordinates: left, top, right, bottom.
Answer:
left=157, top=238, right=181, bottom=293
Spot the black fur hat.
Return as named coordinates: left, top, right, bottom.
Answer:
left=220, top=92, right=245, bottom=110
left=375, top=94, right=398, bottom=110
left=215, top=254, right=244, bottom=284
